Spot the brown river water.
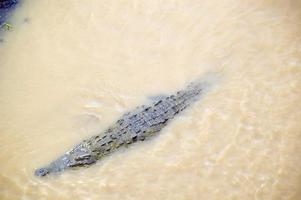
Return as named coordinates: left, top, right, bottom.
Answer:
left=0, top=0, right=301, bottom=199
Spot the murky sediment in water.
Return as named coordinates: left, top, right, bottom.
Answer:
left=0, top=0, right=301, bottom=199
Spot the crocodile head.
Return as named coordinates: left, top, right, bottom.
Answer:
left=35, top=145, right=97, bottom=177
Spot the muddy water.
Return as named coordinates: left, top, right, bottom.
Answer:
left=0, top=0, right=301, bottom=199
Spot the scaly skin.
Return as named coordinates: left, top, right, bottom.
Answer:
left=35, top=79, right=211, bottom=176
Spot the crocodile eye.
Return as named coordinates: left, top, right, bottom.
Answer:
left=74, top=153, right=91, bottom=161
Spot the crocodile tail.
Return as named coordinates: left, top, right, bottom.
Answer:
left=186, top=72, right=220, bottom=94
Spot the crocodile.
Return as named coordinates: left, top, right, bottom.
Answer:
left=35, top=76, right=215, bottom=177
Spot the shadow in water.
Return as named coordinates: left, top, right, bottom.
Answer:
left=0, top=0, right=18, bottom=26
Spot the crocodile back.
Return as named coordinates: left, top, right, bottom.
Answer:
left=86, top=79, right=207, bottom=159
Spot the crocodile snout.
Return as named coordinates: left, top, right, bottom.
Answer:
left=35, top=167, right=49, bottom=177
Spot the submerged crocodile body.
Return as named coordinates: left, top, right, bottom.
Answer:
left=35, top=77, right=213, bottom=176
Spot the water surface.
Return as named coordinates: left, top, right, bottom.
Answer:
left=0, top=0, right=301, bottom=199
